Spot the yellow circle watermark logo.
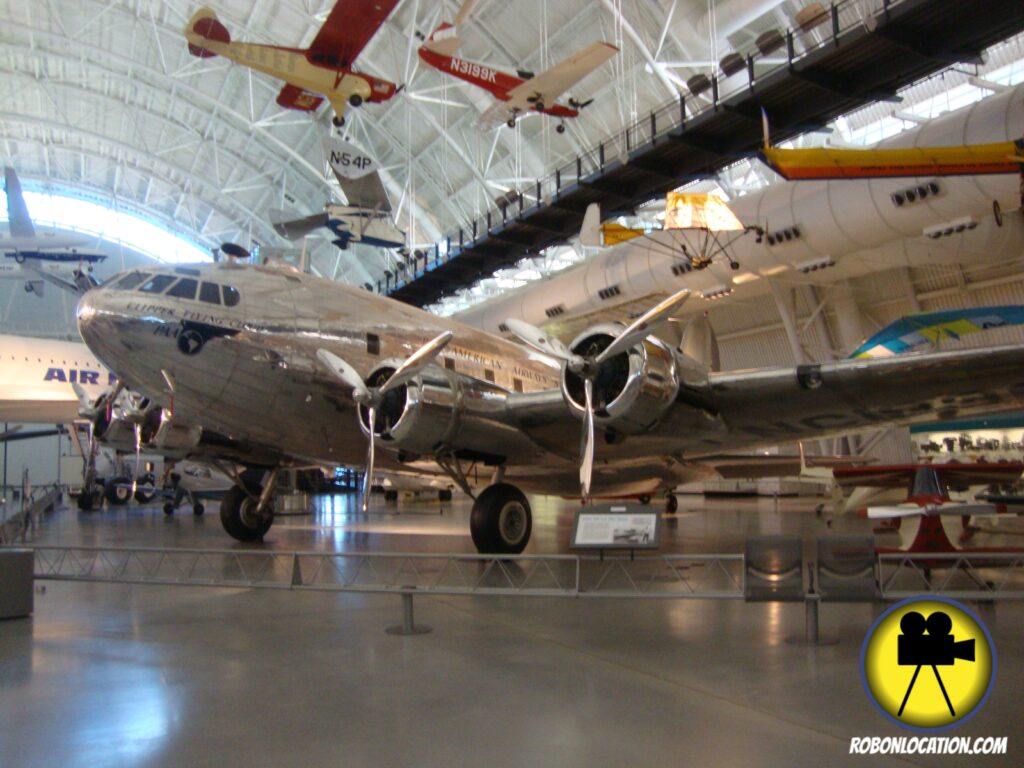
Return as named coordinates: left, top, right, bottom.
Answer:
left=861, top=597, right=996, bottom=731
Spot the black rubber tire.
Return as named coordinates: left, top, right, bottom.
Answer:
left=438, top=489, right=453, bottom=502
left=506, top=119, right=516, bottom=128
left=220, top=483, right=272, bottom=542
left=76, top=490, right=98, bottom=512
left=384, top=490, right=399, bottom=502
left=638, top=494, right=651, bottom=505
left=332, top=115, right=345, bottom=127
left=163, top=502, right=175, bottom=516
left=135, top=473, right=157, bottom=504
left=105, top=478, right=132, bottom=506
left=470, top=483, right=532, bottom=554
left=556, top=123, right=566, bottom=134
left=665, top=494, right=678, bottom=514
left=349, top=93, right=363, bottom=107
left=193, top=503, right=205, bottom=516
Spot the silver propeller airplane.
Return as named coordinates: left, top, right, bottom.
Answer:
left=76, top=259, right=1024, bottom=553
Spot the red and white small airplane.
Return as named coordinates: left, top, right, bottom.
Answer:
left=417, top=0, right=617, bottom=131
left=833, top=462, right=1024, bottom=554
left=184, top=2, right=400, bottom=127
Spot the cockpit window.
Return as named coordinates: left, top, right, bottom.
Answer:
left=198, top=282, right=221, bottom=305
left=222, top=286, right=240, bottom=307
left=139, top=274, right=177, bottom=294
left=110, top=271, right=150, bottom=291
left=166, top=278, right=198, bottom=300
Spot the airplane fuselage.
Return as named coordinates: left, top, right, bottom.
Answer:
left=417, top=47, right=577, bottom=118
left=0, top=334, right=113, bottom=423
left=185, top=35, right=396, bottom=109
left=77, top=263, right=565, bottom=471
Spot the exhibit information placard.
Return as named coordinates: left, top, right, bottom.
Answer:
left=571, top=505, right=661, bottom=550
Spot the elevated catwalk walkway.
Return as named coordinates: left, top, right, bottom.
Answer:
left=387, top=0, right=1024, bottom=307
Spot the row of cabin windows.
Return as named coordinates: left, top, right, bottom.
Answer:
left=110, top=272, right=240, bottom=307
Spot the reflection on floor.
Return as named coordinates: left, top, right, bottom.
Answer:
left=1, top=491, right=1022, bottom=767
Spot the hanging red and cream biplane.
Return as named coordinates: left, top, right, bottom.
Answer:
left=417, top=0, right=617, bottom=132
left=184, top=2, right=400, bottom=127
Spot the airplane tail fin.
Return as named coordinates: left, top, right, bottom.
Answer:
left=579, top=203, right=602, bottom=247
left=4, top=167, right=35, bottom=238
left=186, top=7, right=230, bottom=58
left=678, top=314, right=720, bottom=373
left=423, top=22, right=463, bottom=57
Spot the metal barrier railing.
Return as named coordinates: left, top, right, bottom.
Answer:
left=20, top=543, right=1024, bottom=636
left=0, top=487, right=62, bottom=545
left=878, top=552, right=1024, bottom=600
left=27, top=546, right=746, bottom=600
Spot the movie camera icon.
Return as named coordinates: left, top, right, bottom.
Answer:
left=896, top=610, right=975, bottom=718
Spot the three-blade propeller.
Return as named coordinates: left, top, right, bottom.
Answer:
left=317, top=330, right=454, bottom=512
left=507, top=288, right=690, bottom=497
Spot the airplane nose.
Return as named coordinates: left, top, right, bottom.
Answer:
left=76, top=289, right=98, bottom=339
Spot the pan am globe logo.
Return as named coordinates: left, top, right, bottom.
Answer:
left=861, top=597, right=995, bottom=731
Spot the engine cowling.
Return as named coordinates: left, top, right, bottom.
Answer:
left=358, top=362, right=461, bottom=455
left=561, top=323, right=679, bottom=434
left=141, top=408, right=203, bottom=455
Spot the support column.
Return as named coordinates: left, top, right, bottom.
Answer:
left=770, top=281, right=807, bottom=365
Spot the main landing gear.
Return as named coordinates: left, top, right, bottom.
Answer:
left=469, top=483, right=532, bottom=554
left=220, top=469, right=278, bottom=542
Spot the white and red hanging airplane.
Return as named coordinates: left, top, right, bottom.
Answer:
left=184, top=1, right=400, bottom=127
left=417, top=0, right=617, bottom=131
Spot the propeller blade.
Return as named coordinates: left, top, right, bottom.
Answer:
left=317, top=349, right=371, bottom=403
left=580, top=378, right=595, bottom=498
left=132, top=423, right=142, bottom=496
left=505, top=318, right=579, bottom=364
left=362, top=405, right=376, bottom=512
left=379, top=330, right=454, bottom=395
left=595, top=289, right=691, bottom=364
left=71, top=382, right=94, bottom=417
left=864, top=504, right=925, bottom=519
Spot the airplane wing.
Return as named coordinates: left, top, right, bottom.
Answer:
left=276, top=84, right=325, bottom=113
left=306, top=0, right=400, bottom=70
left=4, top=167, right=35, bottom=238
left=505, top=42, right=617, bottom=110
left=834, top=462, right=1024, bottom=489
left=760, top=139, right=1024, bottom=181
left=701, top=348, right=1024, bottom=454
left=23, top=263, right=91, bottom=296
left=849, top=306, right=1024, bottom=358
left=269, top=209, right=329, bottom=240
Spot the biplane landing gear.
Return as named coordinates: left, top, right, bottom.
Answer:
left=349, top=93, right=363, bottom=107
left=469, top=483, right=532, bottom=554
left=506, top=118, right=516, bottom=128
left=332, top=115, right=345, bottom=127
left=556, top=122, right=566, bottom=134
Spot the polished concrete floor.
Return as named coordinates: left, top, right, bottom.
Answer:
left=1, top=491, right=1022, bottom=767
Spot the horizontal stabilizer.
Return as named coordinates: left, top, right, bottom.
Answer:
left=186, top=7, right=230, bottom=58
left=276, top=84, right=324, bottom=113
left=423, top=23, right=463, bottom=57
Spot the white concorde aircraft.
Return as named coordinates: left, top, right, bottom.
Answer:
left=75, top=259, right=1024, bottom=553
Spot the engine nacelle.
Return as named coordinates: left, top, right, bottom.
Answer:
left=359, top=362, right=461, bottom=455
left=141, top=408, right=203, bottom=456
left=561, top=323, right=679, bottom=435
